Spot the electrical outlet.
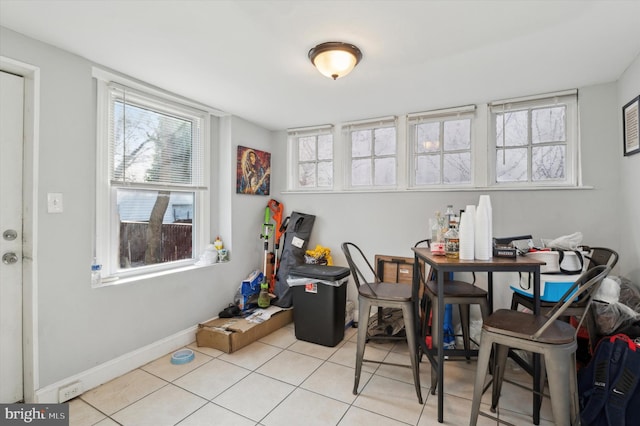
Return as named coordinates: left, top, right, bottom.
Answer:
left=58, top=381, right=83, bottom=403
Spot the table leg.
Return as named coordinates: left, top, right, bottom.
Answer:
left=437, top=269, right=445, bottom=423
left=487, top=272, right=494, bottom=313
left=533, top=270, right=541, bottom=313
left=412, top=256, right=420, bottom=348
left=412, top=256, right=427, bottom=357
left=532, top=270, right=541, bottom=424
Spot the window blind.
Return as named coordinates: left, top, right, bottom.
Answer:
left=342, top=116, right=396, bottom=133
left=489, top=90, right=577, bottom=113
left=287, top=124, right=333, bottom=137
left=108, top=83, right=206, bottom=189
left=407, top=105, right=476, bottom=124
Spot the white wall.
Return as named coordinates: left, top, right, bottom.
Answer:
left=0, top=27, right=273, bottom=393
left=618, top=53, right=640, bottom=285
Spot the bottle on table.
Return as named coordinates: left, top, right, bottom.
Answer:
left=431, top=211, right=442, bottom=242
left=431, top=211, right=447, bottom=255
left=444, top=205, right=455, bottom=228
left=444, top=219, right=460, bottom=259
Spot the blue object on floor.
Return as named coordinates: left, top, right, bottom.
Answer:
left=443, top=304, right=456, bottom=349
left=171, top=349, right=195, bottom=365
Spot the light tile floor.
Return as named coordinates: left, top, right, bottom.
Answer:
left=69, top=324, right=557, bottom=425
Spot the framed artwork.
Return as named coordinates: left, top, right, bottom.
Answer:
left=623, top=95, right=639, bottom=156
left=236, top=146, right=271, bottom=195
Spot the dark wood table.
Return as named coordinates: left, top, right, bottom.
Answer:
left=411, top=248, right=546, bottom=424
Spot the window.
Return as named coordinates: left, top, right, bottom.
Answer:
left=408, top=106, right=475, bottom=187
left=284, top=90, right=580, bottom=193
left=489, top=90, right=577, bottom=186
left=344, top=117, right=397, bottom=188
left=288, top=126, right=333, bottom=190
left=95, top=77, right=210, bottom=282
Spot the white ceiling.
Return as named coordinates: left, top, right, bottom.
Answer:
left=1, top=0, right=639, bottom=130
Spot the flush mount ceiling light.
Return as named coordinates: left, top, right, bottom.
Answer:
left=308, top=42, right=363, bottom=80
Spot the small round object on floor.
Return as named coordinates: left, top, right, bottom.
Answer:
left=171, top=349, right=195, bottom=365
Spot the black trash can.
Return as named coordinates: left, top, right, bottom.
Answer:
left=288, top=264, right=351, bottom=347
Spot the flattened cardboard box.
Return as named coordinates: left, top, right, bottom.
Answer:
left=196, top=307, right=293, bottom=353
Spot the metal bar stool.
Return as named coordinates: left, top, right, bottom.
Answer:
left=470, top=265, right=611, bottom=426
left=341, top=242, right=423, bottom=404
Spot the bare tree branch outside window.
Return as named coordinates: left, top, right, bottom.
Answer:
left=495, top=105, right=566, bottom=183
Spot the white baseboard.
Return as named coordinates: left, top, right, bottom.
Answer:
left=34, top=320, right=210, bottom=403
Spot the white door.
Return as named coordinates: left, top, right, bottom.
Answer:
left=0, top=70, right=24, bottom=403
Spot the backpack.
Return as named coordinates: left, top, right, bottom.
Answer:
left=578, top=334, right=640, bottom=426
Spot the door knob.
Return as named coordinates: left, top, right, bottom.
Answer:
left=2, top=252, right=19, bottom=265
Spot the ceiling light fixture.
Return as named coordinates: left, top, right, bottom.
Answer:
left=308, top=42, right=363, bottom=80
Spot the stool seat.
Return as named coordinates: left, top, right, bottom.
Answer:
left=359, top=281, right=412, bottom=301
left=484, top=309, right=576, bottom=344
left=425, top=280, right=487, bottom=298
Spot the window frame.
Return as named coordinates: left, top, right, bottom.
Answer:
left=343, top=116, right=398, bottom=190
left=488, top=90, right=578, bottom=188
left=407, top=105, right=476, bottom=189
left=94, top=69, right=211, bottom=284
left=287, top=125, right=334, bottom=191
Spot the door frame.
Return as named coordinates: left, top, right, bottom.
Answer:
left=1, top=56, right=39, bottom=403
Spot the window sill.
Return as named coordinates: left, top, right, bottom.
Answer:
left=94, top=260, right=230, bottom=288
left=282, top=185, right=594, bottom=195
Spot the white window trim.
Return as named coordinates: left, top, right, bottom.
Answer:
left=407, top=105, right=477, bottom=189
left=93, top=68, right=213, bottom=284
left=487, top=90, right=579, bottom=188
left=342, top=116, right=398, bottom=190
left=287, top=124, right=334, bottom=191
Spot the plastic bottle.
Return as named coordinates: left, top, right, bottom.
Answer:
left=431, top=211, right=448, bottom=255
left=444, top=205, right=455, bottom=228
left=257, top=282, right=270, bottom=308
left=431, top=211, right=442, bottom=243
left=438, top=215, right=447, bottom=243
left=91, top=259, right=102, bottom=286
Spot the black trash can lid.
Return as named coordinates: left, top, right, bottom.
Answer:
left=289, top=264, right=351, bottom=280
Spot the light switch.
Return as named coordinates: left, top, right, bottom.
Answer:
left=47, top=193, right=63, bottom=213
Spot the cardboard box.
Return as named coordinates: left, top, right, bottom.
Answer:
left=375, top=254, right=422, bottom=285
left=196, top=306, right=293, bottom=353
left=345, top=300, right=355, bottom=328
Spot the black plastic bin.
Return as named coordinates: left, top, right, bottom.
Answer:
left=288, top=264, right=351, bottom=347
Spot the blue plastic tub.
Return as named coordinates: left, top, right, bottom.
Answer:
left=510, top=274, right=581, bottom=302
